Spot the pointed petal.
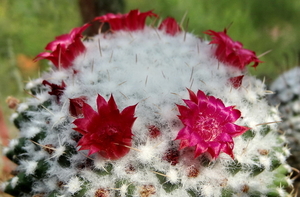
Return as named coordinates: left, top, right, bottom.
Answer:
left=223, top=106, right=241, bottom=122
left=220, top=142, right=234, bottom=159
left=183, top=100, right=199, bottom=111
left=177, top=104, right=194, bottom=127
left=175, top=127, right=192, bottom=141
left=82, top=102, right=98, bottom=120
left=73, top=103, right=98, bottom=132
left=229, top=75, right=244, bottom=89
left=216, top=132, right=233, bottom=143
left=158, top=17, right=181, bottom=36
left=207, top=142, right=222, bottom=159
left=189, top=132, right=203, bottom=147
left=196, top=90, right=208, bottom=104
left=121, top=104, right=138, bottom=128
left=187, top=88, right=198, bottom=104
left=88, top=144, right=101, bottom=155
left=223, top=123, right=250, bottom=137
left=179, top=139, right=190, bottom=150
left=96, top=94, right=109, bottom=114
left=205, top=29, right=262, bottom=69
left=94, top=10, right=158, bottom=31
left=69, top=96, right=87, bottom=117
left=121, top=104, right=137, bottom=117
left=194, top=142, right=208, bottom=158
left=73, top=127, right=87, bottom=135
left=108, top=95, right=119, bottom=112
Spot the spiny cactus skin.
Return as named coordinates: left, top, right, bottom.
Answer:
left=1, top=10, right=292, bottom=197
left=269, top=66, right=300, bottom=172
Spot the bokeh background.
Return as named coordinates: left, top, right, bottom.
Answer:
left=1, top=0, right=300, bottom=195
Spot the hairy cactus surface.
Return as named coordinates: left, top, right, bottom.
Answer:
left=1, top=10, right=293, bottom=197
left=269, top=66, right=300, bottom=173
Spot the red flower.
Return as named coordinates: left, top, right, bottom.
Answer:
left=34, top=24, right=90, bottom=69
left=175, top=89, right=249, bottom=159
left=205, top=29, right=262, bottom=69
left=158, top=17, right=181, bottom=36
left=42, top=80, right=66, bottom=102
left=229, top=75, right=244, bottom=89
left=69, top=96, right=87, bottom=117
left=94, top=9, right=158, bottom=31
left=73, top=94, right=137, bottom=160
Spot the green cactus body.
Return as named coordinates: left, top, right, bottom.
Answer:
left=1, top=10, right=292, bottom=197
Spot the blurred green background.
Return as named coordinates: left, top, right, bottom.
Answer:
left=1, top=0, right=300, bottom=132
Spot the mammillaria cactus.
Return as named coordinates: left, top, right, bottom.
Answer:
left=269, top=66, right=300, bottom=174
left=1, top=10, right=293, bottom=197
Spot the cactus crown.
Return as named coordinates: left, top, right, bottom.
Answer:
left=1, top=10, right=292, bottom=197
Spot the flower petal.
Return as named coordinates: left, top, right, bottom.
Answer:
left=158, top=17, right=181, bottom=36
left=220, top=142, right=234, bottom=159
left=179, top=139, right=190, bottom=150
left=194, top=142, right=209, bottom=158
left=207, top=142, right=222, bottom=159
left=69, top=96, right=87, bottom=117
left=94, top=9, right=158, bottom=31
left=223, top=123, right=250, bottom=137
left=96, top=94, right=110, bottom=115
left=229, top=75, right=244, bottom=89
left=34, top=24, right=89, bottom=69
left=205, top=29, right=262, bottom=69
left=175, top=127, right=192, bottom=141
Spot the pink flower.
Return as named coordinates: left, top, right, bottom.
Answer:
left=158, top=17, right=181, bottom=36
left=34, top=24, right=90, bottom=69
left=175, top=89, right=249, bottom=159
left=73, top=94, right=137, bottom=160
left=205, top=29, right=262, bottom=69
left=229, top=75, right=244, bottom=89
left=93, top=9, right=158, bottom=31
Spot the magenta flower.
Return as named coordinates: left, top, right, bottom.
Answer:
left=93, top=9, right=158, bottom=31
left=205, top=29, right=262, bottom=69
left=34, top=23, right=90, bottom=69
left=73, top=94, right=137, bottom=160
left=158, top=17, right=181, bottom=36
left=175, top=89, right=249, bottom=159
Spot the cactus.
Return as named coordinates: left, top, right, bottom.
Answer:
left=269, top=66, right=300, bottom=173
left=1, top=10, right=293, bottom=197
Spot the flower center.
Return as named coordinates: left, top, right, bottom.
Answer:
left=194, top=114, right=221, bottom=141
left=103, top=125, right=119, bottom=136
